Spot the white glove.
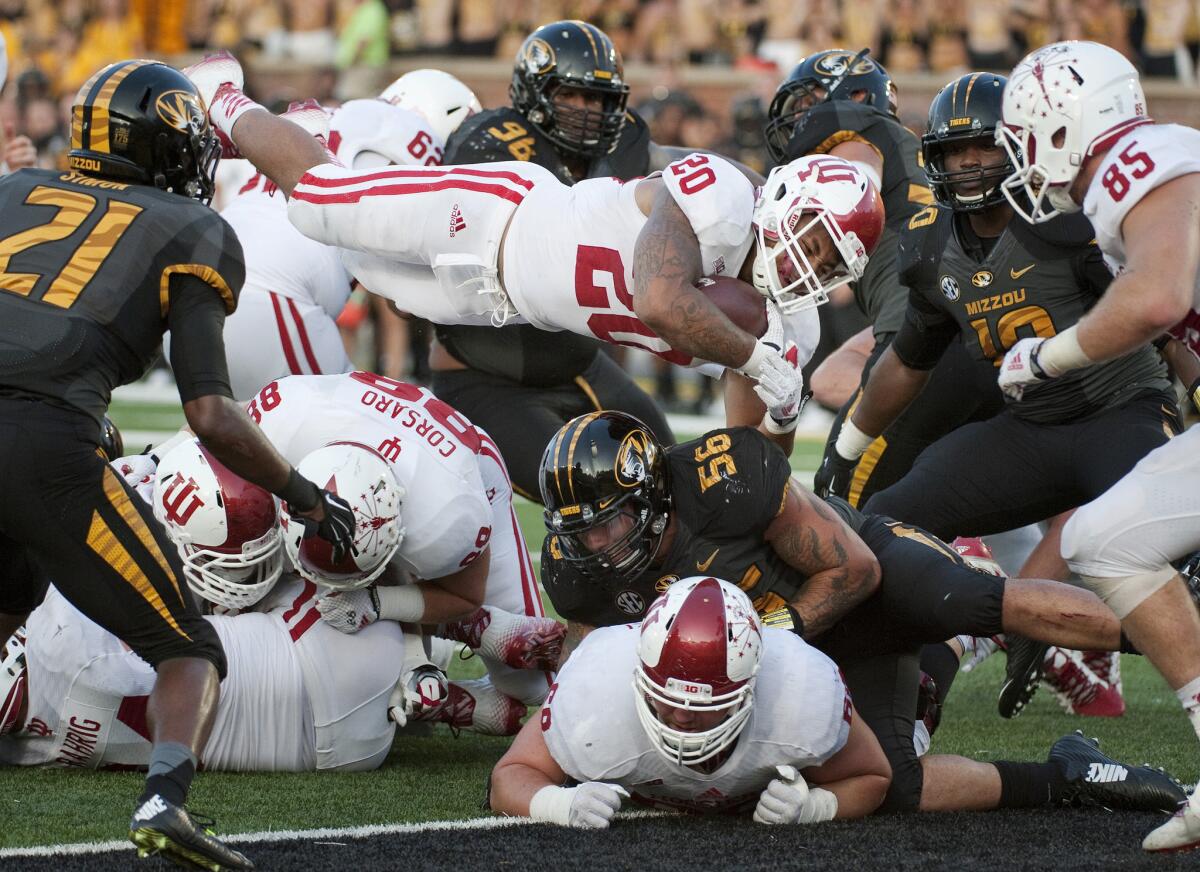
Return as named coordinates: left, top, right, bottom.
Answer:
left=997, top=337, right=1050, bottom=400
left=749, top=345, right=806, bottom=413
left=761, top=297, right=786, bottom=349
left=316, top=587, right=380, bottom=634
left=181, top=51, right=261, bottom=157
left=181, top=50, right=244, bottom=111
left=753, top=765, right=838, bottom=824
left=112, top=454, right=157, bottom=505
left=529, top=783, right=630, bottom=829
left=387, top=662, right=449, bottom=727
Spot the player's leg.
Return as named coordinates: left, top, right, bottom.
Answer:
left=0, top=537, right=46, bottom=645
left=1059, top=430, right=1200, bottom=851
left=0, top=406, right=248, bottom=868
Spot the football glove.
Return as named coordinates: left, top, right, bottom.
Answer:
left=289, top=489, right=357, bottom=564
left=529, top=783, right=630, bottom=829
left=753, top=765, right=838, bottom=824
left=997, top=337, right=1051, bottom=400
left=316, top=587, right=380, bottom=633
left=813, top=447, right=858, bottom=499
left=388, top=662, right=449, bottom=727
left=112, top=453, right=158, bottom=505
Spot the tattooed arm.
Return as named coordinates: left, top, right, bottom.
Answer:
left=632, top=182, right=758, bottom=368
left=764, top=480, right=881, bottom=640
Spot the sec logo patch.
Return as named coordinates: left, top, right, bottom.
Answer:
left=616, top=590, right=646, bottom=615
left=940, top=275, right=960, bottom=301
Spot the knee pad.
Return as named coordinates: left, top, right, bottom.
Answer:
left=1081, top=566, right=1177, bottom=619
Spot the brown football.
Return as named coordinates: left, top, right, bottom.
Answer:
left=694, top=276, right=767, bottom=337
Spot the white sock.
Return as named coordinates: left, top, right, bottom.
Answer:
left=1175, top=674, right=1200, bottom=749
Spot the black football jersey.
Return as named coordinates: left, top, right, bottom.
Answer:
left=893, top=206, right=1170, bottom=423
left=784, top=101, right=932, bottom=335
left=541, top=427, right=800, bottom=625
left=0, top=169, right=244, bottom=422
left=436, top=108, right=653, bottom=384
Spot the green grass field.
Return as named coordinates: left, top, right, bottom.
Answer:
left=1, top=395, right=1194, bottom=850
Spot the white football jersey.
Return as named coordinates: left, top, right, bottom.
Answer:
left=331, top=99, right=445, bottom=169
left=221, top=171, right=353, bottom=319
left=246, top=372, right=492, bottom=580
left=1083, top=123, right=1200, bottom=307
left=0, top=583, right=402, bottom=772
left=542, top=625, right=850, bottom=813
left=502, top=153, right=756, bottom=366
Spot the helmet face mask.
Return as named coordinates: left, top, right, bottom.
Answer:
left=751, top=156, right=883, bottom=314
left=923, top=73, right=1013, bottom=213
left=634, top=577, right=762, bottom=766
left=998, top=40, right=1149, bottom=224
left=764, top=48, right=894, bottom=164
left=510, top=20, right=630, bottom=158
left=540, top=412, right=670, bottom=584
left=69, top=60, right=221, bottom=204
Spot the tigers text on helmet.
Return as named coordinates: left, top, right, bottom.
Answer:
left=379, top=68, right=482, bottom=145
left=510, top=20, right=630, bottom=158
left=764, top=48, right=894, bottom=164
left=635, top=577, right=763, bottom=766
left=281, top=442, right=405, bottom=591
left=924, top=73, right=1012, bottom=212
left=752, top=154, right=884, bottom=314
left=539, top=411, right=670, bottom=583
left=998, top=41, right=1149, bottom=224
left=69, top=60, right=221, bottom=204
left=154, top=440, right=284, bottom=610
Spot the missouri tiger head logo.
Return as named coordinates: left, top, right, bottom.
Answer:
left=615, top=430, right=653, bottom=489
left=523, top=38, right=555, bottom=75
left=813, top=50, right=878, bottom=79
left=971, top=270, right=993, bottom=288
left=155, top=90, right=206, bottom=135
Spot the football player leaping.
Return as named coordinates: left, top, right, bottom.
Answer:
left=491, top=578, right=893, bottom=826
left=182, top=54, right=884, bottom=433
left=996, top=40, right=1200, bottom=852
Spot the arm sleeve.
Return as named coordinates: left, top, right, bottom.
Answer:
left=891, top=291, right=957, bottom=370
left=167, top=272, right=234, bottom=403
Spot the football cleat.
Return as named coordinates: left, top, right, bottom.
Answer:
left=998, top=634, right=1049, bottom=718
left=414, top=678, right=525, bottom=736
left=1049, top=731, right=1186, bottom=813
left=1143, top=791, right=1200, bottom=853
left=1043, top=647, right=1125, bottom=717
left=441, top=607, right=566, bottom=672
left=181, top=51, right=244, bottom=113
left=129, top=794, right=253, bottom=871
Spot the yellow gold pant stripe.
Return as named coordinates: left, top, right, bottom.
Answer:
left=102, top=466, right=185, bottom=606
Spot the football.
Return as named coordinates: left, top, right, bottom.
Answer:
left=694, top=276, right=767, bottom=338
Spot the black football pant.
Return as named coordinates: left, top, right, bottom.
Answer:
left=0, top=398, right=225, bottom=676
left=815, top=514, right=1008, bottom=812
left=432, top=350, right=673, bottom=502
left=865, top=389, right=1180, bottom=540
left=825, top=335, right=1004, bottom=508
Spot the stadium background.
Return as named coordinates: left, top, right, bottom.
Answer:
left=2, top=1, right=1200, bottom=867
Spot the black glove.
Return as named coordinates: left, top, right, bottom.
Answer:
left=812, top=448, right=859, bottom=500
left=291, top=489, right=358, bottom=564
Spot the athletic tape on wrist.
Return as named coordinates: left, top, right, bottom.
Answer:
left=834, top=419, right=874, bottom=460
left=377, top=584, right=426, bottom=623
left=529, top=785, right=574, bottom=826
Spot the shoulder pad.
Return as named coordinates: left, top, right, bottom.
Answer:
left=897, top=205, right=953, bottom=290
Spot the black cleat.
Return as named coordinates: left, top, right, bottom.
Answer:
left=130, top=794, right=254, bottom=871
left=998, top=634, right=1048, bottom=718
left=1049, top=731, right=1187, bottom=813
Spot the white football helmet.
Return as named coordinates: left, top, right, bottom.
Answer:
left=281, top=442, right=405, bottom=591
left=154, top=440, right=284, bottom=610
left=751, top=154, right=884, bottom=314
left=998, top=41, right=1149, bottom=223
left=951, top=537, right=1005, bottom=577
left=634, top=577, right=763, bottom=766
left=379, top=69, right=482, bottom=145
left=1, top=627, right=26, bottom=735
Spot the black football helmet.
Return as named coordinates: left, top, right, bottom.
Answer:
left=539, top=411, right=671, bottom=583
left=69, top=59, right=221, bottom=204
left=764, top=48, right=894, bottom=163
left=923, top=73, right=1012, bottom=212
left=510, top=20, right=630, bottom=158
left=99, top=414, right=124, bottom=462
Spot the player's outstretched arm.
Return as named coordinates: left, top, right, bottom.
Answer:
left=764, top=482, right=881, bottom=640
left=226, top=108, right=330, bottom=198
left=798, top=705, right=891, bottom=819
left=632, top=184, right=756, bottom=368
left=810, top=326, right=875, bottom=410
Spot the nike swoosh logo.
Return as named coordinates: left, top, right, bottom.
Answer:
left=1010, top=264, right=1035, bottom=279
left=598, top=496, right=616, bottom=510
left=696, top=548, right=719, bottom=572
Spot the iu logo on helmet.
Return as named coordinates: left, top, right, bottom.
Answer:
left=160, top=473, right=205, bottom=526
